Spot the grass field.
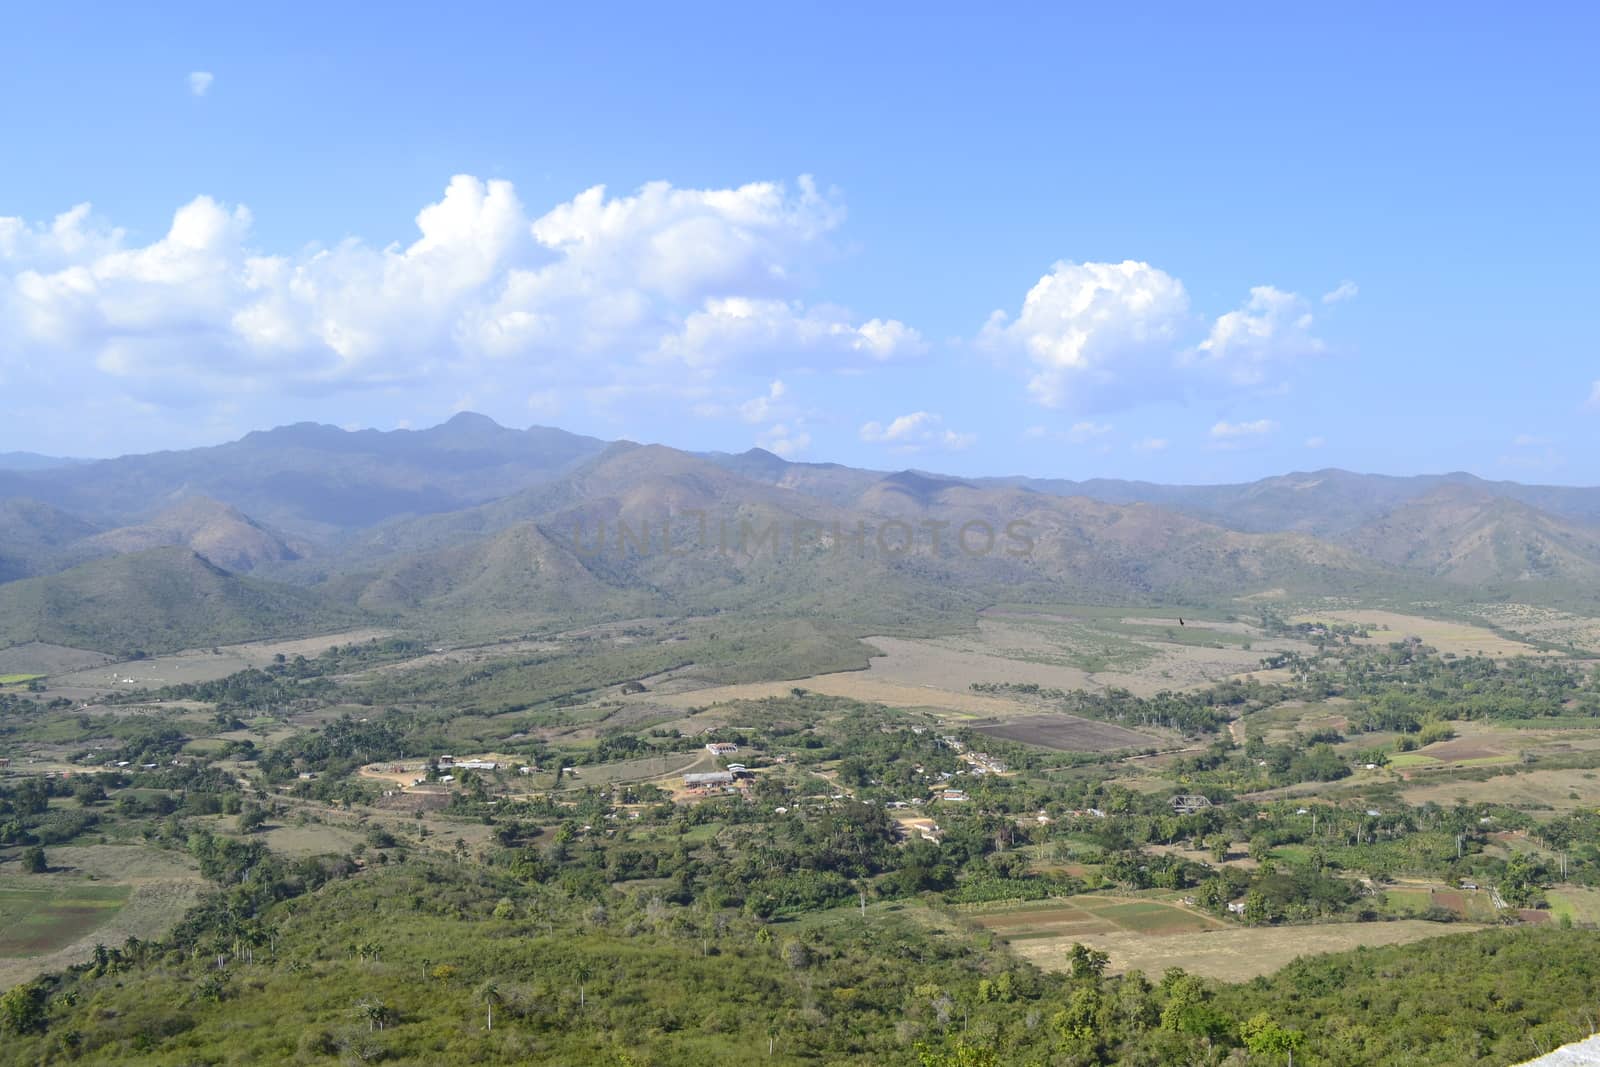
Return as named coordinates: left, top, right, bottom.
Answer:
left=966, top=893, right=1224, bottom=944
left=44, top=627, right=396, bottom=692
left=971, top=714, right=1155, bottom=752
left=1009, top=919, right=1488, bottom=981
left=1547, top=888, right=1600, bottom=926
left=0, top=883, right=130, bottom=955
left=640, top=672, right=1035, bottom=718
left=1289, top=610, right=1549, bottom=658
left=962, top=889, right=1493, bottom=981
left=639, top=607, right=1310, bottom=722
left=546, top=751, right=711, bottom=791
left=0, top=843, right=205, bottom=989
left=1399, top=767, right=1600, bottom=812
left=1463, top=604, right=1600, bottom=654
left=0, top=672, right=43, bottom=685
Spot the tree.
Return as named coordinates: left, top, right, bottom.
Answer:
left=573, top=960, right=593, bottom=1008
left=1068, top=942, right=1109, bottom=980
left=477, top=981, right=501, bottom=1031
left=780, top=939, right=809, bottom=970
left=918, top=1040, right=1001, bottom=1065
left=1242, top=1011, right=1306, bottom=1065
left=357, top=999, right=394, bottom=1031
left=0, top=983, right=47, bottom=1035
left=21, top=846, right=46, bottom=874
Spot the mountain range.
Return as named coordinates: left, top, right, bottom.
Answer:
left=4, top=414, right=1600, bottom=653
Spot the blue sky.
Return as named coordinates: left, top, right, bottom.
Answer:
left=1, top=3, right=1596, bottom=483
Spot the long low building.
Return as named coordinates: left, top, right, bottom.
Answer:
left=685, top=771, right=736, bottom=788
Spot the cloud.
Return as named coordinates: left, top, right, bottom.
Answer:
left=757, top=421, right=810, bottom=458
left=859, top=411, right=975, bottom=451
left=738, top=379, right=788, bottom=423
left=983, top=262, right=1330, bottom=409
left=1305, top=435, right=1326, bottom=449
left=1511, top=433, right=1550, bottom=447
left=980, top=259, right=1190, bottom=409
left=0, top=174, right=915, bottom=425
left=1321, top=280, right=1358, bottom=304
left=656, top=298, right=923, bottom=368
left=1209, top=419, right=1278, bottom=449
left=1022, top=420, right=1113, bottom=444
left=188, top=72, right=214, bottom=97
left=1188, top=286, right=1325, bottom=386
left=1133, top=437, right=1169, bottom=453
left=1587, top=381, right=1600, bottom=410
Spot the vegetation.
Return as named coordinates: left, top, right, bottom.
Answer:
left=6, top=422, right=1600, bottom=1062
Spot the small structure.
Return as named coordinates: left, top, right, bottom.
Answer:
left=705, top=742, right=739, bottom=756
left=1169, top=794, right=1212, bottom=815
left=941, top=789, right=969, bottom=802
left=685, top=771, right=736, bottom=790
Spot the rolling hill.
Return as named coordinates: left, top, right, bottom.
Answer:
left=1338, top=485, right=1600, bottom=584
left=4, top=413, right=1600, bottom=654
left=61, top=496, right=306, bottom=573
left=0, top=547, right=359, bottom=654
left=313, top=444, right=1407, bottom=635
left=0, top=498, right=101, bottom=583
left=984, top=468, right=1600, bottom=536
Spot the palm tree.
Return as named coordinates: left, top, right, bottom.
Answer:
left=357, top=999, right=393, bottom=1031
left=573, top=961, right=593, bottom=1009
left=478, top=981, right=501, bottom=1031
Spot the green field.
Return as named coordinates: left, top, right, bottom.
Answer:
left=967, top=893, right=1224, bottom=941
left=0, top=672, right=43, bottom=685
left=1547, top=888, right=1600, bottom=926
left=0, top=883, right=130, bottom=957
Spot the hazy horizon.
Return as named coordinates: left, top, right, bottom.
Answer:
left=10, top=409, right=1600, bottom=490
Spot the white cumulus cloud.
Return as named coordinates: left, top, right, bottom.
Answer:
left=188, top=72, right=214, bottom=97
left=983, top=263, right=1335, bottom=410
left=0, top=174, right=915, bottom=427
left=1189, top=286, right=1325, bottom=386
left=980, top=259, right=1190, bottom=409
left=859, top=411, right=975, bottom=452
left=738, top=379, right=788, bottom=423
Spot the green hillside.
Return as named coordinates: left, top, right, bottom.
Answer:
left=0, top=547, right=361, bottom=655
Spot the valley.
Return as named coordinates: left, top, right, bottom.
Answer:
left=4, top=417, right=1600, bottom=1065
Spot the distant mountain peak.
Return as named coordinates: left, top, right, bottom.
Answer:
left=432, top=411, right=509, bottom=436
